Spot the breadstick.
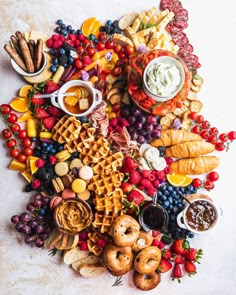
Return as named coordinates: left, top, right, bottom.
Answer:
left=10, top=35, right=22, bottom=57
left=28, top=39, right=35, bottom=62
left=19, top=38, right=35, bottom=73
left=4, top=44, right=27, bottom=72
left=34, top=39, right=43, bottom=71
left=15, top=31, right=25, bottom=40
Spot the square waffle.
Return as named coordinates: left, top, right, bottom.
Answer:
left=91, top=151, right=124, bottom=175
left=52, top=115, right=81, bottom=144
left=88, top=171, right=124, bottom=196
left=92, top=212, right=123, bottom=234
left=87, top=231, right=109, bottom=256
left=94, top=188, right=124, bottom=215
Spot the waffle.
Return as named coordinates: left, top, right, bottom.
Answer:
left=91, top=151, right=124, bottom=175
left=64, top=124, right=96, bottom=153
left=87, top=231, right=109, bottom=256
left=88, top=171, right=124, bottom=196
left=92, top=212, right=124, bottom=234
left=94, top=188, right=124, bottom=215
left=52, top=115, right=81, bottom=144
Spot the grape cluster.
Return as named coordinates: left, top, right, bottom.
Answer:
left=157, top=184, right=197, bottom=239
left=11, top=193, right=54, bottom=247
left=121, top=104, right=162, bottom=144
left=99, top=20, right=122, bottom=35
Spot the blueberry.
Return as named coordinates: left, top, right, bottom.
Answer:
left=168, top=197, right=173, bottom=204
left=49, top=49, right=56, bottom=55
left=39, top=208, right=46, bottom=215
left=188, top=185, right=194, bottom=192
left=68, top=56, right=74, bottom=64
left=41, top=154, right=48, bottom=160
left=173, top=199, right=177, bottom=205
left=180, top=187, right=185, bottom=193
left=61, top=29, right=67, bottom=36
left=50, top=65, right=57, bottom=73
left=25, top=184, right=32, bottom=192
left=46, top=146, right=52, bottom=151
left=161, top=235, right=172, bottom=245
left=177, top=203, right=184, bottom=209
left=192, top=188, right=197, bottom=193
left=59, top=48, right=66, bottom=55
left=31, top=137, right=37, bottom=142
left=56, top=19, right=63, bottom=25
left=164, top=190, right=169, bottom=196
left=189, top=233, right=194, bottom=238
left=42, top=142, right=48, bottom=147
left=51, top=149, right=56, bottom=154
left=71, top=29, right=76, bottom=34
left=158, top=200, right=163, bottom=205
left=55, top=26, right=61, bottom=33
left=172, top=206, right=179, bottom=214
left=106, top=20, right=113, bottom=27
left=170, top=215, right=176, bottom=221
left=67, top=25, right=72, bottom=31
left=169, top=204, right=173, bottom=210
left=57, top=144, right=64, bottom=151
left=112, top=20, right=119, bottom=27
left=89, top=34, right=95, bottom=40
left=53, top=58, right=59, bottom=65
left=61, top=23, right=66, bottom=29
left=80, top=116, right=88, bottom=123
left=77, top=29, right=82, bottom=35
left=36, top=145, right=42, bottom=150
left=158, top=191, right=163, bottom=197
left=164, top=200, right=170, bottom=208
left=167, top=186, right=173, bottom=192
left=172, top=190, right=177, bottom=196
left=93, top=38, right=98, bottom=44
left=162, top=195, right=167, bottom=201
left=99, top=26, right=106, bottom=32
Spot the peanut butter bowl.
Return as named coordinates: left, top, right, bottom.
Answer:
left=53, top=198, right=93, bottom=235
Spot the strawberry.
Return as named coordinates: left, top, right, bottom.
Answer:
left=158, top=241, right=165, bottom=249
left=43, top=116, right=57, bottom=130
left=129, top=170, right=141, bottom=185
left=31, top=97, right=46, bottom=106
left=121, top=182, right=133, bottom=193
left=48, top=155, right=57, bottom=165
left=173, top=254, right=184, bottom=264
left=35, top=159, right=45, bottom=168
left=47, top=105, right=64, bottom=117
left=44, top=81, right=59, bottom=94
left=35, top=107, right=50, bottom=119
left=121, top=156, right=138, bottom=173
left=158, top=259, right=172, bottom=273
left=171, top=239, right=190, bottom=255
left=184, top=260, right=197, bottom=276
left=151, top=239, right=159, bottom=247
left=109, top=118, right=118, bottom=127
left=185, top=248, right=203, bottom=263
left=127, top=190, right=144, bottom=205
left=172, top=264, right=183, bottom=282
left=141, top=170, right=150, bottom=178
left=162, top=249, right=172, bottom=260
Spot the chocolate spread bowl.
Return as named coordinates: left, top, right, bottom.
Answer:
left=53, top=198, right=93, bottom=235
left=176, top=195, right=220, bottom=234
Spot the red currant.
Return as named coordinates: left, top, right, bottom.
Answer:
left=192, top=125, right=201, bottom=134
left=192, top=178, right=203, bottom=188
left=219, top=133, right=228, bottom=142
left=228, top=131, right=236, bottom=140
left=207, top=171, right=219, bottom=182
left=215, top=142, right=225, bottom=151
left=200, top=130, right=209, bottom=139
left=210, top=127, right=219, bottom=136
left=204, top=179, right=215, bottom=190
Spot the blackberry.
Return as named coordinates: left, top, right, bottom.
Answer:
left=25, top=184, right=33, bottom=192
left=62, top=43, right=74, bottom=52
left=59, top=55, right=68, bottom=66
left=161, top=235, right=172, bottom=245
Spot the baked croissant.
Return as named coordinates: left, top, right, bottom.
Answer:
left=170, top=156, right=220, bottom=175
left=165, top=141, right=215, bottom=158
left=151, top=130, right=202, bottom=147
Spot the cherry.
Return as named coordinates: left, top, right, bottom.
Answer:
left=189, top=112, right=198, bottom=121
left=192, top=178, right=203, bottom=188
left=210, top=127, right=219, bottom=136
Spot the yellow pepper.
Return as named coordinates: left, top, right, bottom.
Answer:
left=26, top=118, right=37, bottom=138
left=39, top=131, right=52, bottom=139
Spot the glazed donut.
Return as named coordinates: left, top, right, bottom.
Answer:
left=132, top=231, right=153, bottom=252
left=103, top=243, right=133, bottom=275
left=110, top=215, right=140, bottom=247
left=134, top=246, right=161, bottom=275
left=133, top=270, right=161, bottom=291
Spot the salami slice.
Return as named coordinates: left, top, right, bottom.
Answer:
left=160, top=0, right=174, bottom=11
left=178, top=43, right=194, bottom=57
left=175, top=8, right=189, bottom=21
left=168, top=24, right=183, bottom=34
left=172, top=1, right=183, bottom=14
left=174, top=20, right=188, bottom=29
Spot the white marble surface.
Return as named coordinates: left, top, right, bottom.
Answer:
left=0, top=0, right=236, bottom=294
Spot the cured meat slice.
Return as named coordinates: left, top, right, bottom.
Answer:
left=174, top=20, right=188, bottom=29
left=160, top=0, right=174, bottom=10
left=178, top=44, right=194, bottom=56
left=175, top=8, right=188, bottom=20
left=172, top=0, right=183, bottom=14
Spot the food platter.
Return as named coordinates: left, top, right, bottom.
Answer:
left=0, top=0, right=236, bottom=295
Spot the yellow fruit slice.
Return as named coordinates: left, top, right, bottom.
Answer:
left=17, top=110, right=33, bottom=123
left=8, top=159, right=26, bottom=171
left=81, top=17, right=97, bottom=37
left=180, top=176, right=193, bottom=187
left=10, top=97, right=29, bottom=112
left=167, top=173, right=187, bottom=187
left=18, top=85, right=33, bottom=98
left=90, top=20, right=103, bottom=37
left=29, top=156, right=40, bottom=174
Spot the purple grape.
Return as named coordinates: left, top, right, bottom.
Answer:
left=26, top=203, right=35, bottom=212
left=41, top=196, right=50, bottom=205
left=39, top=233, right=49, bottom=240
left=144, top=123, right=153, bottom=133
left=35, top=238, right=44, bottom=248
left=130, top=131, right=138, bottom=141
left=128, top=116, right=136, bottom=124
left=152, top=129, right=161, bottom=138
left=22, top=225, right=32, bottom=235
left=27, top=219, right=38, bottom=229
left=146, top=134, right=153, bottom=143
left=132, top=108, right=141, bottom=117
left=137, top=115, right=146, bottom=124
left=35, top=225, right=44, bottom=234
left=127, top=125, right=135, bottom=133
left=139, top=129, right=147, bottom=136
left=34, top=193, right=42, bottom=201
left=137, top=135, right=146, bottom=144
left=148, top=115, right=157, bottom=124
left=33, top=199, right=42, bottom=208
left=44, top=226, right=52, bottom=234
left=135, top=122, right=143, bottom=130
left=15, top=223, right=24, bottom=232
left=37, top=215, right=44, bottom=222
left=20, top=212, right=31, bottom=223
left=121, top=107, right=130, bottom=117
left=154, top=124, right=162, bottom=131
left=11, top=215, right=20, bottom=224
left=25, top=236, right=35, bottom=244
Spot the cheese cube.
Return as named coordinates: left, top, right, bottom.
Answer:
left=79, top=98, right=89, bottom=110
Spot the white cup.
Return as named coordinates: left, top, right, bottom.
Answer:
left=51, top=80, right=102, bottom=117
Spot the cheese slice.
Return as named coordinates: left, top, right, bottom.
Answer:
left=140, top=6, right=158, bottom=29
left=136, top=26, right=157, bottom=37
left=156, top=12, right=175, bottom=31
left=132, top=11, right=146, bottom=33
left=149, top=9, right=169, bottom=26
left=113, top=34, right=133, bottom=47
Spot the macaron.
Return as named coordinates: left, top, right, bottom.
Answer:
left=61, top=174, right=73, bottom=188
left=78, top=165, right=93, bottom=180
left=55, top=150, right=71, bottom=162
left=70, top=158, right=83, bottom=170
left=62, top=188, right=76, bottom=199
left=54, top=162, right=69, bottom=177
left=77, top=189, right=91, bottom=201
left=52, top=177, right=65, bottom=193
left=50, top=196, right=63, bottom=209
left=71, top=178, right=87, bottom=193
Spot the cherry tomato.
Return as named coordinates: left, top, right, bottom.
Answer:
left=98, top=32, right=107, bottom=41
left=204, top=179, right=214, bottom=190
left=10, top=123, right=21, bottom=133
left=87, top=47, right=96, bottom=57
left=196, top=115, right=204, bottom=124
left=105, top=40, right=115, bottom=49
left=191, top=125, right=201, bottom=134
left=97, top=41, right=106, bottom=51
left=210, top=127, right=219, bottom=136
left=112, top=66, right=122, bottom=77
left=202, top=120, right=211, bottom=129
left=228, top=131, right=236, bottom=140
left=10, top=148, right=20, bottom=158
left=189, top=112, right=198, bottom=121
left=23, top=138, right=32, bottom=147
left=76, top=46, right=84, bottom=54
left=7, top=138, right=16, bottom=149
left=2, top=129, right=11, bottom=139
left=114, top=44, right=122, bottom=53
left=200, top=130, right=209, bottom=139
left=207, top=135, right=218, bottom=144
left=18, top=130, right=28, bottom=139
left=17, top=154, right=27, bottom=163
left=207, top=171, right=219, bottom=182
left=23, top=147, right=34, bottom=156
left=215, top=142, right=225, bottom=151
left=83, top=39, right=90, bottom=46
left=82, top=55, right=91, bottom=65
left=7, top=113, right=18, bottom=123
left=124, top=45, right=134, bottom=56
left=118, top=52, right=126, bottom=60
left=0, top=104, right=12, bottom=114
left=219, top=133, right=228, bottom=142
left=74, top=59, right=83, bottom=69
left=192, top=178, right=203, bottom=188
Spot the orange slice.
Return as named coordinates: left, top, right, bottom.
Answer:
left=180, top=176, right=193, bottom=187
left=10, top=97, right=29, bottom=112
left=167, top=173, right=187, bottom=187
left=81, top=17, right=97, bottom=37
left=17, top=110, right=33, bottom=123
left=90, top=20, right=103, bottom=37
left=29, top=156, right=40, bottom=174
left=18, top=85, right=33, bottom=98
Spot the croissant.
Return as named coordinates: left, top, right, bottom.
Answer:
left=165, top=141, right=215, bottom=158
left=170, top=156, right=220, bottom=175
left=151, top=130, right=202, bottom=147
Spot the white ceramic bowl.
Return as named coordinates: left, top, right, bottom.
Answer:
left=10, top=51, right=47, bottom=77
left=142, top=56, right=185, bottom=102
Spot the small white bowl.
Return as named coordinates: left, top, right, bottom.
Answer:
left=10, top=52, right=47, bottom=77
left=142, top=55, right=185, bottom=102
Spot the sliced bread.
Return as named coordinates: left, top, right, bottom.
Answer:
left=72, top=255, right=99, bottom=272
left=79, top=263, right=107, bottom=278
left=63, top=247, right=89, bottom=265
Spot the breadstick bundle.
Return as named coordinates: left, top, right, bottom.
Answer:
left=4, top=31, right=44, bottom=74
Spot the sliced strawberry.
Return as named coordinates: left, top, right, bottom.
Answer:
left=44, top=81, right=59, bottom=94
left=43, top=116, right=57, bottom=130
left=121, top=182, right=133, bottom=193
left=31, top=97, right=46, bottom=106
left=127, top=190, right=144, bottom=205
left=35, top=107, right=50, bottom=119
left=47, top=105, right=64, bottom=117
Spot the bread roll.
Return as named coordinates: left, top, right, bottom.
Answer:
left=63, top=247, right=89, bottom=265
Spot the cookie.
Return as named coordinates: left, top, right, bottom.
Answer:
left=77, top=189, right=91, bottom=201
left=49, top=196, right=63, bottom=209
left=78, top=165, right=93, bottom=181
left=55, top=150, right=71, bottom=162
left=70, top=158, right=83, bottom=170
left=54, top=162, right=69, bottom=177
left=62, top=188, right=76, bottom=199
left=52, top=177, right=65, bottom=193
left=71, top=178, right=87, bottom=193
left=61, top=174, right=73, bottom=188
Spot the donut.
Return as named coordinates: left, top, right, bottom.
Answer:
left=110, top=215, right=140, bottom=247
left=133, top=270, right=161, bottom=291
left=103, top=243, right=133, bottom=275
left=132, top=231, right=153, bottom=252
left=134, top=246, right=161, bottom=275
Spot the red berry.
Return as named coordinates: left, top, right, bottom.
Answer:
left=219, top=133, right=228, bottom=142
left=189, top=112, right=198, bottom=121
left=192, top=178, right=202, bottom=188
left=32, top=179, right=41, bottom=189
left=152, top=239, right=160, bottom=246
left=207, top=171, right=219, bottom=182
left=96, top=238, right=107, bottom=248
left=78, top=34, right=85, bottom=41
left=59, top=35, right=65, bottom=42
left=115, top=125, right=123, bottom=133
left=68, top=34, right=76, bottom=41
left=202, top=120, right=211, bottom=129
left=153, top=179, right=160, bottom=187
left=79, top=231, right=88, bottom=240
left=204, top=179, right=214, bottom=190
left=79, top=241, right=88, bottom=251
left=164, top=166, right=171, bottom=174
left=200, top=130, right=209, bottom=139
left=172, top=264, right=183, bottom=282
left=228, top=131, right=236, bottom=140
left=158, top=241, right=165, bottom=249
left=52, top=34, right=59, bottom=41
left=184, top=261, right=197, bottom=276
left=165, top=157, right=174, bottom=165
left=210, top=127, right=219, bottom=136
left=162, top=250, right=172, bottom=260
left=192, top=125, right=201, bottom=134
left=207, top=135, right=218, bottom=144
left=148, top=173, right=156, bottom=182
left=141, top=170, right=150, bottom=178
left=215, top=142, right=225, bottom=151
left=196, top=115, right=204, bottom=123
left=173, top=254, right=184, bottom=264
left=152, top=231, right=159, bottom=237
left=46, top=39, right=53, bottom=48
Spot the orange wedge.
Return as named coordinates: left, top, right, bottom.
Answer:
left=10, top=97, right=29, bottom=112
left=18, top=85, right=33, bottom=98
left=81, top=17, right=97, bottom=37
left=17, top=110, right=33, bottom=123
left=167, top=173, right=188, bottom=187
left=180, top=176, right=193, bottom=187
left=90, top=20, right=103, bottom=37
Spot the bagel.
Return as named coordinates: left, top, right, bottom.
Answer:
left=133, top=271, right=161, bottom=291
left=132, top=231, right=153, bottom=252
left=110, top=215, right=140, bottom=247
left=134, top=246, right=161, bottom=275
left=103, top=243, right=133, bottom=276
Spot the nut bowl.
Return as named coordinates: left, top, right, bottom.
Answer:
left=142, top=55, right=185, bottom=102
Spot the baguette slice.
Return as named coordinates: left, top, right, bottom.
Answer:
left=119, top=12, right=138, bottom=30
left=72, top=255, right=99, bottom=272
left=79, top=263, right=107, bottom=278
left=63, top=247, right=89, bottom=265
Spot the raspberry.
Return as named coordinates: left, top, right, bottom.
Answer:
left=153, top=179, right=160, bottom=187
left=46, top=39, right=53, bottom=48
left=148, top=173, right=156, bottom=182
left=68, top=34, right=77, bottom=41
left=35, top=159, right=45, bottom=168
left=147, top=186, right=155, bottom=196
left=115, top=125, right=123, bottom=133
left=109, top=118, right=118, bottom=127
left=158, top=241, right=165, bottom=249
left=59, top=35, right=65, bottom=42
left=108, top=126, right=113, bottom=133
left=32, top=179, right=41, bottom=189
left=79, top=231, right=88, bottom=240
left=165, top=157, right=174, bottom=165
left=96, top=239, right=107, bottom=248
left=80, top=241, right=88, bottom=251
left=137, top=184, right=145, bottom=190
left=52, top=34, right=59, bottom=41
left=152, top=230, right=160, bottom=237
left=48, top=155, right=57, bottom=165
left=152, top=239, right=160, bottom=247
left=120, top=118, right=129, bottom=127
left=164, top=166, right=171, bottom=174
left=141, top=170, right=150, bottom=178
left=53, top=41, right=62, bottom=49
left=65, top=39, right=75, bottom=47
